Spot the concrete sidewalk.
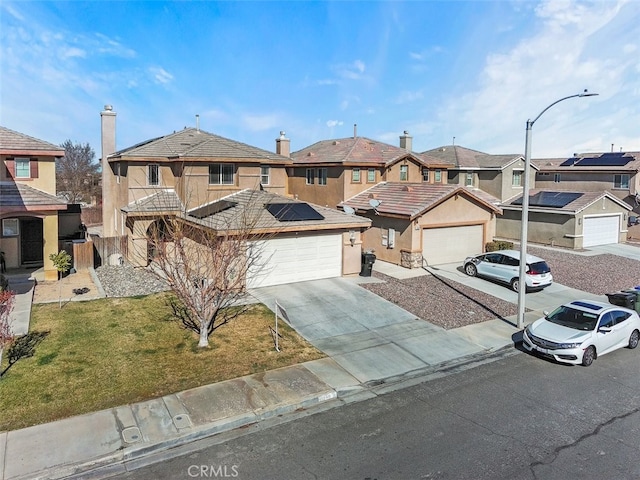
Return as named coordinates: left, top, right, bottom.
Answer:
left=0, top=265, right=538, bottom=480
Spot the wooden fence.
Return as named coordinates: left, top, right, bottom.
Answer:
left=58, top=239, right=94, bottom=271
left=92, top=235, right=128, bottom=267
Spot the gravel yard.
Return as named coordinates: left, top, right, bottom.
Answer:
left=363, top=244, right=640, bottom=330
left=94, top=264, right=169, bottom=297
left=527, top=245, right=640, bottom=295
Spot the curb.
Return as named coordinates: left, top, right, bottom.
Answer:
left=21, top=347, right=517, bottom=480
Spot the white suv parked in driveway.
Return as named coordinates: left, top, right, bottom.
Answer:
left=462, top=249, right=552, bottom=292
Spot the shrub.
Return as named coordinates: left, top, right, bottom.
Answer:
left=485, top=240, right=514, bottom=252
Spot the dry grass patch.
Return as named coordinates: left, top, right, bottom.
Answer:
left=0, top=292, right=323, bottom=431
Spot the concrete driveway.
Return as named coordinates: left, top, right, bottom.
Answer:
left=249, top=277, right=493, bottom=385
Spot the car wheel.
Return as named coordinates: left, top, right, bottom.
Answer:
left=628, top=330, right=640, bottom=349
left=582, top=346, right=596, bottom=367
left=464, top=263, right=477, bottom=277
left=510, top=278, right=519, bottom=292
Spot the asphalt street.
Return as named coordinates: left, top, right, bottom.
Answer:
left=116, top=344, right=640, bottom=480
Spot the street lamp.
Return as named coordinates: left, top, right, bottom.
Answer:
left=517, top=90, right=598, bottom=329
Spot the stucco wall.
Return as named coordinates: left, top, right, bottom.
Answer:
left=496, top=209, right=576, bottom=248
left=535, top=171, right=636, bottom=199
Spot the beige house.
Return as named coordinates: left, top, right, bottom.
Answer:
left=0, top=126, right=76, bottom=280
left=100, top=108, right=370, bottom=285
left=340, top=183, right=502, bottom=268
left=422, top=145, right=537, bottom=202
left=533, top=151, right=640, bottom=213
left=288, top=131, right=450, bottom=209
left=498, top=190, right=632, bottom=249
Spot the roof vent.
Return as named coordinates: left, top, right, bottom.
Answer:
left=333, top=141, right=340, bottom=145
left=440, top=147, right=446, bottom=152
left=307, top=152, right=314, bottom=156
left=403, top=186, right=414, bottom=192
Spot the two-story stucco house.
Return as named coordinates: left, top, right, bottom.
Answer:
left=422, top=145, right=536, bottom=202
left=533, top=151, right=640, bottom=213
left=0, top=126, right=72, bottom=280
left=288, top=130, right=451, bottom=209
left=100, top=107, right=370, bottom=286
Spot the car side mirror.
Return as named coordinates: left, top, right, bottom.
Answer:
left=598, top=326, right=612, bottom=334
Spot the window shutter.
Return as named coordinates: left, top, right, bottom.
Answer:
left=31, top=158, right=39, bottom=178
left=6, top=158, right=15, bottom=178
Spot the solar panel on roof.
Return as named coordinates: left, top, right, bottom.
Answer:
left=560, top=152, right=631, bottom=167
left=189, top=200, right=237, bottom=219
left=266, top=203, right=325, bottom=221
left=512, top=191, right=582, bottom=208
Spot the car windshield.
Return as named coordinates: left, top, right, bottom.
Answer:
left=546, top=306, right=598, bottom=331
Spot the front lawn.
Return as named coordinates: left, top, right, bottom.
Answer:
left=0, top=293, right=323, bottom=431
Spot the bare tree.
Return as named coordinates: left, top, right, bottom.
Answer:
left=58, top=140, right=100, bottom=204
left=0, top=290, right=15, bottom=373
left=146, top=192, right=277, bottom=348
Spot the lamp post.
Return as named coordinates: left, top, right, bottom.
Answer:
left=517, top=90, right=598, bottom=329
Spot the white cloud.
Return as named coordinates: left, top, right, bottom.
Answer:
left=326, top=120, right=343, bottom=128
left=395, top=90, right=424, bottom=105
left=149, top=67, right=173, bottom=85
left=60, top=47, right=86, bottom=59
left=432, top=0, right=640, bottom=155
left=332, top=59, right=367, bottom=80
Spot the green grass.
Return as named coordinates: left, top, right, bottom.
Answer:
left=0, top=293, right=324, bottom=431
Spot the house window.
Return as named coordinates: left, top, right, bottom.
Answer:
left=614, top=174, right=630, bottom=189
left=400, top=165, right=408, bottom=181
left=422, top=169, right=429, bottom=182
left=2, top=218, right=18, bottom=236
left=306, top=168, right=315, bottom=185
left=209, top=164, right=234, bottom=185
left=260, top=166, right=270, bottom=185
left=512, top=170, right=522, bottom=187
left=148, top=164, right=160, bottom=186
left=435, top=170, right=442, bottom=183
left=367, top=168, right=376, bottom=183
left=352, top=168, right=361, bottom=183
left=554, top=173, right=561, bottom=183
left=466, top=172, right=475, bottom=187
left=318, top=168, right=327, bottom=186
left=15, top=157, right=30, bottom=178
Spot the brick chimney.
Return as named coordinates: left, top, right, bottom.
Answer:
left=275, top=131, right=290, bottom=157
left=399, top=130, right=412, bottom=151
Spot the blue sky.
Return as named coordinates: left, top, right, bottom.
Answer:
left=1, top=1, right=638, bottom=161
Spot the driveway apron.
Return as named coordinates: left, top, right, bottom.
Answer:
left=249, top=277, right=487, bottom=384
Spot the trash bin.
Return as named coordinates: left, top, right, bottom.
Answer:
left=360, top=252, right=376, bottom=277
left=621, top=290, right=640, bottom=314
left=606, top=291, right=636, bottom=310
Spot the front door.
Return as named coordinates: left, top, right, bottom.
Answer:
left=20, top=217, right=43, bottom=265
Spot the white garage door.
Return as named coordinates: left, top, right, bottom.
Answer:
left=246, top=233, right=342, bottom=288
left=422, top=225, right=483, bottom=266
left=583, top=216, right=620, bottom=247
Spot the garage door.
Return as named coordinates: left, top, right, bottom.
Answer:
left=246, top=233, right=342, bottom=288
left=422, top=225, right=483, bottom=265
left=583, top=216, right=620, bottom=247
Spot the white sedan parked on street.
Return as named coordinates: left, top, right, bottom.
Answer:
left=463, top=249, right=552, bottom=292
left=523, top=300, right=640, bottom=366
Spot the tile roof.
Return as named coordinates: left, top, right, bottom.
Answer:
left=122, top=189, right=185, bottom=213
left=109, top=128, right=291, bottom=164
left=0, top=181, right=68, bottom=211
left=422, top=145, right=523, bottom=170
left=340, top=182, right=502, bottom=219
left=0, top=126, right=65, bottom=156
left=533, top=151, right=640, bottom=171
left=188, top=189, right=370, bottom=233
left=501, top=189, right=633, bottom=214
left=122, top=188, right=370, bottom=233
left=290, top=136, right=446, bottom=167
